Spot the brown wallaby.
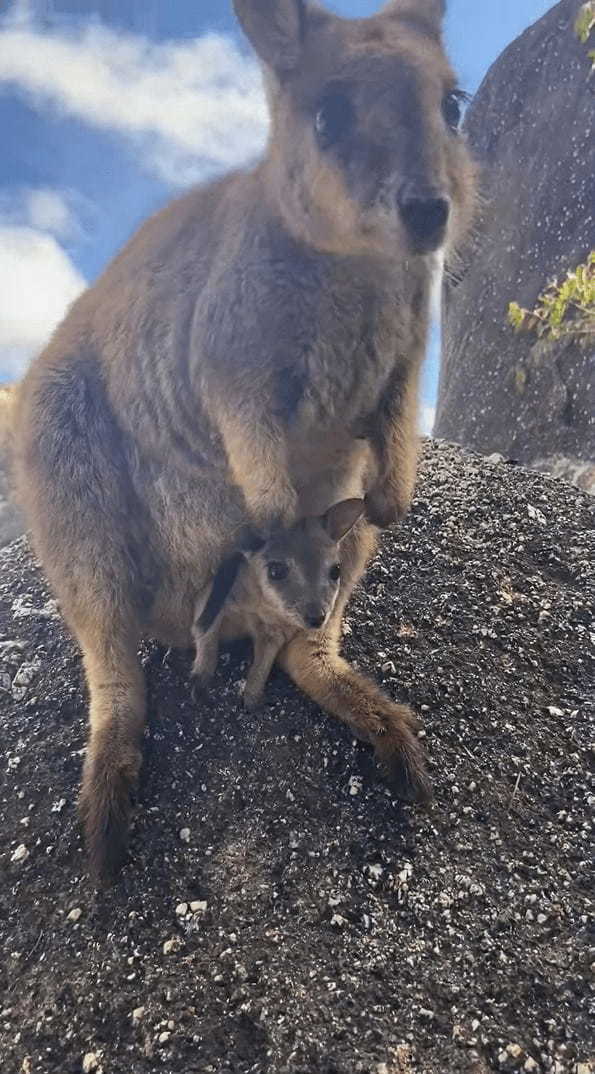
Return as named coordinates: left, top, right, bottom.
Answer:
left=192, top=498, right=364, bottom=710
left=10, top=0, right=476, bottom=882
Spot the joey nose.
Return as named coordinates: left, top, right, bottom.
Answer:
left=306, top=609, right=325, bottom=629
left=397, top=184, right=450, bottom=251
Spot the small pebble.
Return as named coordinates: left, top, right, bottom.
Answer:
left=82, top=1055, right=99, bottom=1074
left=506, top=1043, right=524, bottom=1060
left=179, top=828, right=191, bottom=843
left=163, top=938, right=180, bottom=955
left=190, top=901, right=208, bottom=913
left=175, top=902, right=188, bottom=917
left=132, top=1007, right=145, bottom=1025
left=67, top=908, right=83, bottom=923
left=10, top=844, right=29, bottom=864
left=158, top=1031, right=171, bottom=1044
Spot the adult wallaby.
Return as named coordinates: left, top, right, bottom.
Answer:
left=192, top=498, right=365, bottom=710
left=12, top=0, right=476, bottom=882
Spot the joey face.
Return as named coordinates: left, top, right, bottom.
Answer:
left=234, top=0, right=476, bottom=257
left=250, top=499, right=363, bottom=631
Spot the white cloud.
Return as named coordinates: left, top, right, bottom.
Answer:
left=0, top=10, right=268, bottom=185
left=0, top=186, right=79, bottom=240
left=0, top=226, right=86, bottom=378
left=420, top=404, right=436, bottom=436
left=25, top=188, right=76, bottom=239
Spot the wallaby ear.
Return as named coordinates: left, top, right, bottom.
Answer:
left=381, top=0, right=445, bottom=32
left=322, top=498, right=365, bottom=542
left=233, top=0, right=307, bottom=73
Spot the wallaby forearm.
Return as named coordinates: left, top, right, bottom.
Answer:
left=214, top=402, right=297, bottom=527
left=365, top=362, right=421, bottom=527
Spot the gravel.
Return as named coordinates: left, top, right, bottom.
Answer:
left=0, top=439, right=593, bottom=1074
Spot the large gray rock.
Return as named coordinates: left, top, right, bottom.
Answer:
left=436, top=0, right=594, bottom=490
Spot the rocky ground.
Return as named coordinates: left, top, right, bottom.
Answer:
left=0, top=440, right=593, bottom=1074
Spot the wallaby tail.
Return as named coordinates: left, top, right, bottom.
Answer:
left=279, top=632, right=433, bottom=803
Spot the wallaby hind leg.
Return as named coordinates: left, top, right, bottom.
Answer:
left=15, top=356, right=151, bottom=881
left=76, top=615, right=146, bottom=884
left=191, top=551, right=247, bottom=689
left=279, top=521, right=431, bottom=802
left=243, top=632, right=280, bottom=711
left=191, top=627, right=220, bottom=687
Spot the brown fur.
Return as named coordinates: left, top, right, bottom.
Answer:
left=11, top=0, right=476, bottom=882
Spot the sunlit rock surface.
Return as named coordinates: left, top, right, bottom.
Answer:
left=437, top=0, right=594, bottom=491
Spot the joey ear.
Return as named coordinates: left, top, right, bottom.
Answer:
left=322, top=498, right=365, bottom=542
left=233, top=0, right=307, bottom=73
left=381, top=0, right=445, bottom=32
left=238, top=525, right=267, bottom=557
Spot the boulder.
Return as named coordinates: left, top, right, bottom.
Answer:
left=437, top=0, right=594, bottom=491
left=0, top=440, right=592, bottom=1073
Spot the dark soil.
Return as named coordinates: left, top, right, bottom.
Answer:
left=0, top=440, right=593, bottom=1074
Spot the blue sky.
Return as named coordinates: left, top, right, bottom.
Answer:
left=0, top=0, right=554, bottom=427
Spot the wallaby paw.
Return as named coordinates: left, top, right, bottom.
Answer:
left=78, top=745, right=142, bottom=886
left=364, top=488, right=405, bottom=530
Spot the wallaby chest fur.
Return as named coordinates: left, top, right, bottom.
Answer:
left=19, top=169, right=427, bottom=644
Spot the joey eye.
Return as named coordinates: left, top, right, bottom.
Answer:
left=442, top=90, right=469, bottom=132
left=315, top=91, right=354, bottom=149
left=329, top=563, right=341, bottom=582
left=267, top=561, right=289, bottom=582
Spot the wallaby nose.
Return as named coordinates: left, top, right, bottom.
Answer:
left=397, top=184, right=450, bottom=251
left=305, top=608, right=326, bottom=629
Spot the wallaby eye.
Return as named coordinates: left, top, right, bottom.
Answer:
left=442, top=90, right=469, bottom=132
left=315, top=90, right=354, bottom=149
left=329, top=563, right=341, bottom=582
left=267, top=561, right=289, bottom=582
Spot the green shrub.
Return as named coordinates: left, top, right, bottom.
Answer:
left=575, top=0, right=595, bottom=73
left=508, top=253, right=595, bottom=346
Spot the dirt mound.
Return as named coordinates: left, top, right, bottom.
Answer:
left=0, top=441, right=593, bottom=1074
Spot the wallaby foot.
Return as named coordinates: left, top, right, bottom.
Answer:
left=279, top=633, right=432, bottom=803
left=243, top=634, right=280, bottom=712
left=76, top=633, right=146, bottom=884
left=191, top=633, right=219, bottom=689
left=78, top=731, right=143, bottom=883
left=242, top=679, right=264, bottom=712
